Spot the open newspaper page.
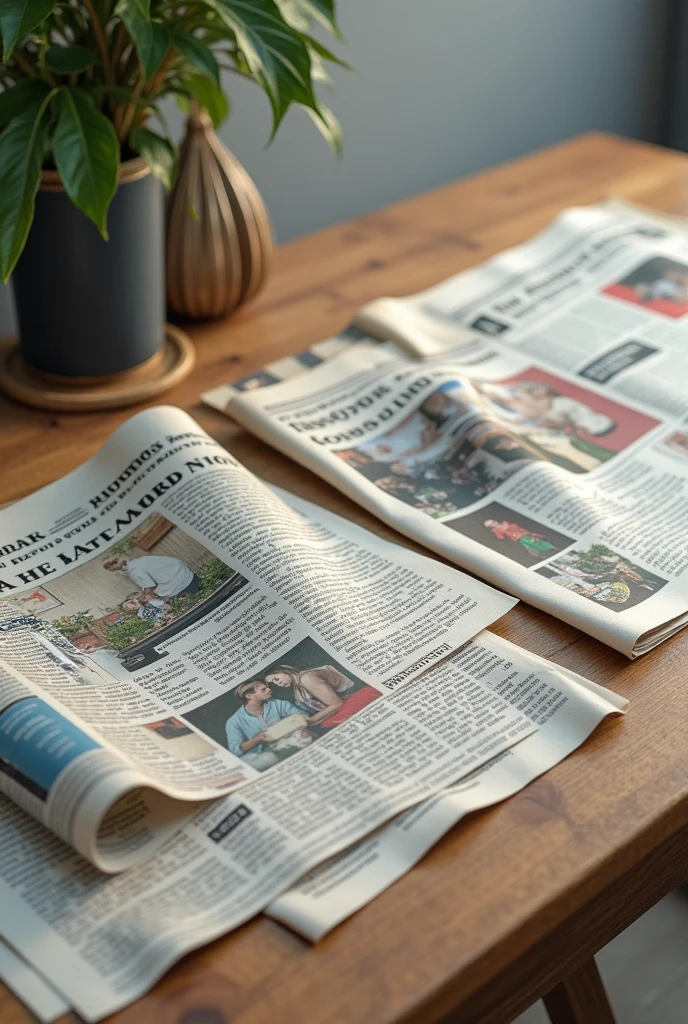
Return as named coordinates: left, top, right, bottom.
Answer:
left=222, top=200, right=688, bottom=657
left=267, top=633, right=627, bottom=939
left=0, top=629, right=623, bottom=1022
left=0, top=406, right=514, bottom=872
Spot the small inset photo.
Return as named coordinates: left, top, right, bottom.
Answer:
left=444, top=502, right=574, bottom=567
left=535, top=543, right=667, bottom=611
left=183, top=637, right=379, bottom=773
left=658, top=431, right=688, bottom=460
left=603, top=257, right=688, bottom=318
left=141, top=717, right=216, bottom=761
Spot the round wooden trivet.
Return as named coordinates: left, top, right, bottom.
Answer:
left=0, top=325, right=195, bottom=412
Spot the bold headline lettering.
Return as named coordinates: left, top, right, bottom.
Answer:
left=0, top=453, right=233, bottom=592
left=287, top=376, right=433, bottom=446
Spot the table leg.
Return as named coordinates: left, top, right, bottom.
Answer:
left=543, top=957, right=617, bottom=1024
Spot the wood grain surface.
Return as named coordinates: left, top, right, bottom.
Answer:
left=1, top=132, right=688, bottom=1024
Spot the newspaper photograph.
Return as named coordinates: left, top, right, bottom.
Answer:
left=0, top=629, right=624, bottom=1021
left=0, top=406, right=516, bottom=874
left=216, top=200, right=688, bottom=656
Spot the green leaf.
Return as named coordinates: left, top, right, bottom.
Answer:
left=185, top=73, right=229, bottom=127
left=205, top=0, right=317, bottom=134
left=306, top=46, right=330, bottom=86
left=132, top=126, right=177, bottom=189
left=302, top=101, right=340, bottom=155
left=275, top=0, right=339, bottom=36
left=113, top=0, right=149, bottom=23
left=303, top=36, right=350, bottom=87
left=114, top=0, right=168, bottom=79
left=142, top=22, right=170, bottom=80
left=114, top=0, right=147, bottom=65
left=171, top=31, right=220, bottom=86
left=301, top=0, right=339, bottom=34
left=305, top=35, right=351, bottom=71
left=44, top=44, right=99, bottom=74
left=0, top=0, right=57, bottom=61
left=0, top=79, right=51, bottom=131
left=0, top=91, right=55, bottom=281
left=148, top=101, right=173, bottom=143
left=51, top=86, right=119, bottom=238
left=272, top=0, right=309, bottom=32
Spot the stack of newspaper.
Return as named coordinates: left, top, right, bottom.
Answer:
left=0, top=262, right=632, bottom=1016
left=208, top=199, right=688, bottom=658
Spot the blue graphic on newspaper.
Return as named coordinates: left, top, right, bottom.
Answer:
left=0, top=697, right=101, bottom=801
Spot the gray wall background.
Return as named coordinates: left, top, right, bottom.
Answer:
left=0, top=0, right=672, bottom=336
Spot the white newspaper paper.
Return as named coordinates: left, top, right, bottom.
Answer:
left=0, top=404, right=549, bottom=1019
left=0, top=407, right=513, bottom=874
left=0, top=939, right=68, bottom=1023
left=213, top=200, right=688, bottom=656
left=267, top=635, right=627, bottom=938
left=0, top=630, right=624, bottom=1021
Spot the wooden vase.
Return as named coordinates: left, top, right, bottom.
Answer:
left=166, top=109, right=274, bottom=319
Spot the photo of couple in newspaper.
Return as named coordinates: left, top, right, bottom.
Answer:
left=214, top=198, right=688, bottom=657
left=0, top=404, right=627, bottom=1023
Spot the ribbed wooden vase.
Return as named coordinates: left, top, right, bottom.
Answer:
left=166, top=109, right=274, bottom=319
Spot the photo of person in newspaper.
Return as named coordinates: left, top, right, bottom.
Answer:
left=184, top=638, right=379, bottom=773
left=103, top=551, right=201, bottom=598
left=472, top=368, right=660, bottom=472
left=444, top=502, right=574, bottom=567
left=536, top=544, right=667, bottom=610
left=225, top=680, right=307, bottom=769
left=5, top=513, right=248, bottom=675
left=603, top=256, right=688, bottom=318
left=335, top=370, right=659, bottom=518
left=264, top=663, right=378, bottom=726
left=484, top=520, right=555, bottom=557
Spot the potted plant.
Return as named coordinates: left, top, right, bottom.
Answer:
left=0, top=0, right=344, bottom=379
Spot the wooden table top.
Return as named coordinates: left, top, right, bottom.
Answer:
left=2, top=132, right=688, bottom=1024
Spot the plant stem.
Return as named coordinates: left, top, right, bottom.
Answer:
left=111, top=23, right=127, bottom=70
left=122, top=45, right=139, bottom=83
left=118, top=69, right=146, bottom=142
left=81, top=0, right=113, bottom=84
left=144, top=49, right=175, bottom=100
left=11, top=52, right=40, bottom=78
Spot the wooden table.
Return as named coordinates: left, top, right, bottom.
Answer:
left=2, top=132, right=688, bottom=1024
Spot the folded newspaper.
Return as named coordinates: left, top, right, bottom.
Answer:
left=0, top=403, right=515, bottom=863
left=0, top=632, right=626, bottom=1022
left=207, top=199, right=688, bottom=657
left=0, top=405, right=627, bottom=1021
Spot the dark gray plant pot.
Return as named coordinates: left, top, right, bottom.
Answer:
left=12, top=159, right=165, bottom=379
